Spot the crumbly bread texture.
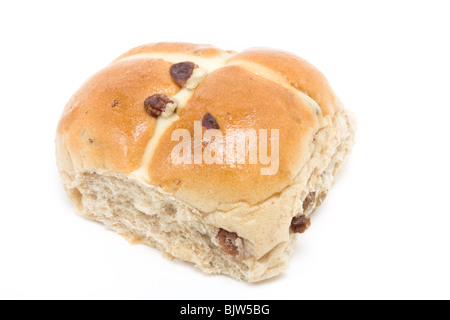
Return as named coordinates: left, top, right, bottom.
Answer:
left=56, top=42, right=356, bottom=282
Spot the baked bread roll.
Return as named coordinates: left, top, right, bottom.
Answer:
left=56, top=42, right=356, bottom=282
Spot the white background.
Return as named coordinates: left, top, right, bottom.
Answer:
left=0, top=0, right=449, bottom=300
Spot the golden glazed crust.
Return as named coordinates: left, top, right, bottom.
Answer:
left=115, top=42, right=226, bottom=61
left=57, top=43, right=339, bottom=209
left=149, top=65, right=320, bottom=211
left=227, top=48, right=339, bottom=117
left=57, top=57, right=179, bottom=173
